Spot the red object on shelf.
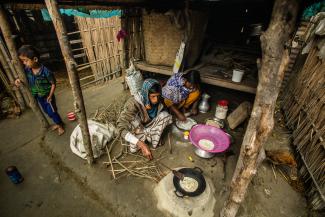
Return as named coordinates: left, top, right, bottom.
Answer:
left=67, top=112, right=76, bottom=121
left=217, top=100, right=229, bottom=107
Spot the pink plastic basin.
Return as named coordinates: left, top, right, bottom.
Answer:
left=189, top=124, right=230, bottom=153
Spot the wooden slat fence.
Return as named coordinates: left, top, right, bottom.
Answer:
left=282, top=38, right=325, bottom=210
left=72, top=15, right=124, bottom=85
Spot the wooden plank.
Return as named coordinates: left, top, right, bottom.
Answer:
left=201, top=75, right=256, bottom=94
left=73, top=53, right=86, bottom=58
left=69, top=39, right=83, bottom=44
left=134, top=61, right=172, bottom=75
left=134, top=61, right=257, bottom=94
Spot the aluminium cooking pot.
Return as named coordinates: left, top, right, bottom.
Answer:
left=173, top=167, right=206, bottom=198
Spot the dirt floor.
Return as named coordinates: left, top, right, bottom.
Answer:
left=0, top=75, right=309, bottom=217
left=0, top=111, right=113, bottom=217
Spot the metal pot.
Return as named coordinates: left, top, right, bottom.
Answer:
left=173, top=167, right=206, bottom=198
left=194, top=147, right=215, bottom=159
left=198, top=93, right=211, bottom=113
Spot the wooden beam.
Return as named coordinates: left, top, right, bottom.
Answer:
left=44, top=0, right=94, bottom=164
left=220, top=0, right=299, bottom=216
left=8, top=3, right=119, bottom=10
left=0, top=5, right=49, bottom=128
left=5, top=0, right=182, bottom=10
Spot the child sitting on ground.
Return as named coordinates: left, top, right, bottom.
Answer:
left=15, top=45, right=65, bottom=135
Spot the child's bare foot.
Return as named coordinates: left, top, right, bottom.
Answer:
left=51, top=124, right=59, bottom=131
left=57, top=126, right=65, bottom=136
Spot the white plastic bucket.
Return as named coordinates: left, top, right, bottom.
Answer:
left=232, top=69, right=244, bottom=83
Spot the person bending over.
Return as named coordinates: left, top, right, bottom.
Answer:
left=162, top=70, right=201, bottom=121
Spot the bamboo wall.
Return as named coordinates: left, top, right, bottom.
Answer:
left=282, top=38, right=325, bottom=210
left=75, top=16, right=124, bottom=83
left=122, top=8, right=144, bottom=67
left=142, top=11, right=183, bottom=66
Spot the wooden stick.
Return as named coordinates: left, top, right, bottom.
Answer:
left=278, top=167, right=289, bottom=182
left=106, top=145, right=116, bottom=179
left=108, top=169, right=126, bottom=172
left=114, top=158, right=158, bottom=182
left=168, top=132, right=172, bottom=154
left=81, top=69, right=121, bottom=87
left=127, top=152, right=148, bottom=160
left=103, top=160, right=142, bottom=164
left=105, top=136, right=120, bottom=179
left=114, top=158, right=142, bottom=176
left=134, top=166, right=157, bottom=170
left=45, top=0, right=93, bottom=164
left=271, top=163, right=277, bottom=180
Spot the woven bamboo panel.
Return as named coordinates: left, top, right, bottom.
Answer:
left=282, top=40, right=325, bottom=210
left=142, top=12, right=183, bottom=66
left=123, top=8, right=144, bottom=64
left=75, top=16, right=124, bottom=83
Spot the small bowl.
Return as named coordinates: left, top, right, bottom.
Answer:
left=67, top=112, right=76, bottom=121
left=194, top=147, right=215, bottom=159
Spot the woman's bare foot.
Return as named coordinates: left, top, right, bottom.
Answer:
left=57, top=126, right=65, bottom=136
left=51, top=124, right=59, bottom=131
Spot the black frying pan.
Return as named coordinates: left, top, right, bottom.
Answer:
left=173, top=167, right=206, bottom=198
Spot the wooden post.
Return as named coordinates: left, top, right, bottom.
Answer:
left=0, top=37, right=30, bottom=107
left=0, top=5, right=49, bottom=128
left=45, top=0, right=94, bottom=164
left=0, top=37, right=31, bottom=107
left=0, top=43, right=25, bottom=110
left=220, top=1, right=298, bottom=216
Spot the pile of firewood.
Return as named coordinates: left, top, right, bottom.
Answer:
left=104, top=137, right=166, bottom=183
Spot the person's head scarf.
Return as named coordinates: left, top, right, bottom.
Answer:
left=140, top=79, right=160, bottom=119
left=162, top=73, right=190, bottom=104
